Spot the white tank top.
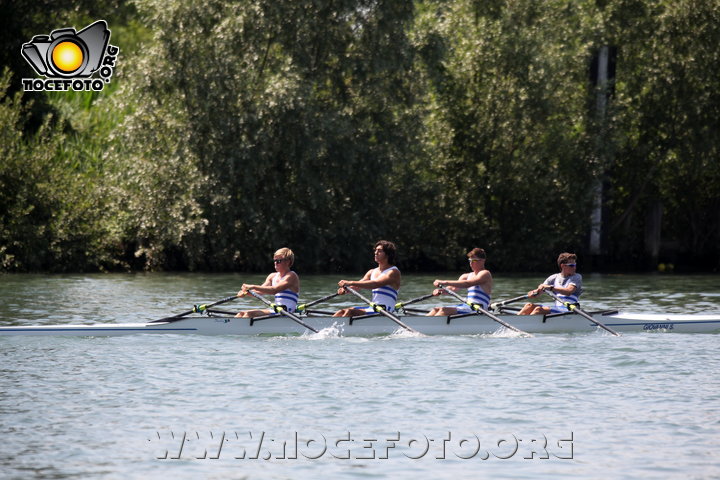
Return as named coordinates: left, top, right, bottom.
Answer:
left=370, top=266, right=400, bottom=312
left=272, top=271, right=299, bottom=312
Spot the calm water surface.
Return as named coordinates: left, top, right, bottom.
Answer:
left=1, top=273, right=719, bottom=479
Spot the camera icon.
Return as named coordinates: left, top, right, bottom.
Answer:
left=21, top=20, right=110, bottom=78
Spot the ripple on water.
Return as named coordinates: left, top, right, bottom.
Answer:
left=1, top=274, right=720, bottom=479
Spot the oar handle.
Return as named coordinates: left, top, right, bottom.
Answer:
left=342, top=287, right=417, bottom=333
left=437, top=285, right=529, bottom=335
left=542, top=289, right=620, bottom=337
left=245, top=290, right=319, bottom=333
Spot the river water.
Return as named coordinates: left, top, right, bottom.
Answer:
left=1, top=273, right=719, bottom=479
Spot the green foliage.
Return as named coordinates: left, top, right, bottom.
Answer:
left=110, top=0, right=426, bottom=271
left=1, top=0, right=718, bottom=273
left=411, top=0, right=598, bottom=270
left=0, top=70, right=122, bottom=271
left=605, top=0, right=720, bottom=267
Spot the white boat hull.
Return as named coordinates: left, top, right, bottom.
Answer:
left=2, top=312, right=720, bottom=336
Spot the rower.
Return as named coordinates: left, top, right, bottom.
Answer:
left=333, top=240, right=401, bottom=317
left=427, top=248, right=493, bottom=316
left=236, top=248, right=300, bottom=318
left=517, top=253, right=583, bottom=315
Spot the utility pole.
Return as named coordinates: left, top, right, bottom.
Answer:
left=589, top=46, right=609, bottom=257
left=589, top=46, right=616, bottom=267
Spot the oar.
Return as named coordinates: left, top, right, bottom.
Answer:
left=438, top=285, right=530, bottom=335
left=489, top=294, right=529, bottom=310
left=542, top=289, right=620, bottom=336
left=394, top=293, right=435, bottom=312
left=342, top=287, right=418, bottom=334
left=295, top=292, right=340, bottom=314
left=402, top=307, right=433, bottom=315
left=151, top=294, right=239, bottom=323
left=244, top=290, right=319, bottom=333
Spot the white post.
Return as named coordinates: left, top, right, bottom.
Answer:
left=589, top=46, right=609, bottom=256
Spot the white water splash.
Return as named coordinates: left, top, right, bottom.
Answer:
left=305, top=322, right=343, bottom=340
left=388, top=327, right=426, bottom=339
left=482, top=326, right=531, bottom=338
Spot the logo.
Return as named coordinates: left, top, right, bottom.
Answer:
left=21, top=20, right=119, bottom=92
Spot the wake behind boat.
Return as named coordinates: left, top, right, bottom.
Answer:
left=2, top=311, right=720, bottom=336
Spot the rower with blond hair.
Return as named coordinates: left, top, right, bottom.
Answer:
left=236, top=247, right=300, bottom=318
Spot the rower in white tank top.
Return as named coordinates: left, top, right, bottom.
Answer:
left=333, top=241, right=402, bottom=318
left=427, top=248, right=493, bottom=317
left=236, top=247, right=300, bottom=319
left=454, top=284, right=491, bottom=313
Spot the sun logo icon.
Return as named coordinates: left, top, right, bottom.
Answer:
left=51, top=41, right=85, bottom=74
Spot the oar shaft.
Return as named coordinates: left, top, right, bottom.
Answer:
left=490, top=294, right=529, bottom=309
left=543, top=289, right=620, bottom=336
left=153, top=294, right=240, bottom=323
left=403, top=307, right=432, bottom=315
left=296, top=292, right=340, bottom=312
left=343, top=287, right=417, bottom=333
left=196, top=294, right=240, bottom=312
left=438, top=285, right=529, bottom=335
left=395, top=293, right=435, bottom=310
left=246, top=290, right=319, bottom=333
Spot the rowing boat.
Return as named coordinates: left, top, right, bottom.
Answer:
left=2, top=311, right=719, bottom=336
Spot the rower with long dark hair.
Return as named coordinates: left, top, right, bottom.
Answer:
left=333, top=240, right=401, bottom=317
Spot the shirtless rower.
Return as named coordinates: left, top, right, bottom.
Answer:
left=333, top=240, right=401, bottom=317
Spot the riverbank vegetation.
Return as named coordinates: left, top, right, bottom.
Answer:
left=1, top=0, right=719, bottom=273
